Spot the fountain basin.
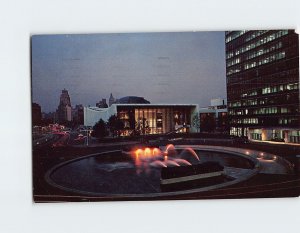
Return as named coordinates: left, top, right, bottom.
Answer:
left=45, top=145, right=270, bottom=198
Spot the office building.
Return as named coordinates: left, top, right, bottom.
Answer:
left=72, top=104, right=84, bottom=125
left=199, top=98, right=228, bottom=133
left=225, top=30, right=299, bottom=142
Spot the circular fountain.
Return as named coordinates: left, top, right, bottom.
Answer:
left=45, top=144, right=293, bottom=199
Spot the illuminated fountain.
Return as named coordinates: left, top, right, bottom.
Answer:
left=129, top=144, right=227, bottom=192
left=130, top=144, right=199, bottom=174
left=47, top=143, right=292, bottom=198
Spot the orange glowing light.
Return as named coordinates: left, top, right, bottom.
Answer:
left=152, top=148, right=161, bottom=156
left=165, top=144, right=175, bottom=152
left=144, top=148, right=151, bottom=157
left=135, top=149, right=143, bottom=157
left=165, top=144, right=178, bottom=157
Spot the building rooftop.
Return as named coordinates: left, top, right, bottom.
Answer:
left=86, top=103, right=199, bottom=110
left=118, top=96, right=150, bottom=104
left=113, top=103, right=199, bottom=107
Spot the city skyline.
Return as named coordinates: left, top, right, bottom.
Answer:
left=31, top=31, right=226, bottom=113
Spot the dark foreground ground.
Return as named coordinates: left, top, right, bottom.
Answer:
left=32, top=138, right=300, bottom=202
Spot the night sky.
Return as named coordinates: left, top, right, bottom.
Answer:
left=31, top=31, right=226, bottom=113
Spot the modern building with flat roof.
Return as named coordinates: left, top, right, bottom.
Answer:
left=199, top=98, right=228, bottom=133
left=225, top=30, right=299, bottom=143
left=84, top=104, right=199, bottom=135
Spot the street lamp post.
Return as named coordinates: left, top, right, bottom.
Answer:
left=81, top=129, right=90, bottom=146
left=86, top=129, right=89, bottom=146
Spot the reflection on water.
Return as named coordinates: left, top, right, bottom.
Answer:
left=94, top=161, right=134, bottom=172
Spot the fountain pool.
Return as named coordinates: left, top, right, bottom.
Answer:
left=46, top=144, right=292, bottom=199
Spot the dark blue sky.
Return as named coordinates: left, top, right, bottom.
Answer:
left=31, top=31, right=226, bottom=112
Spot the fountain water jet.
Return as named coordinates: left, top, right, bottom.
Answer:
left=163, top=160, right=180, bottom=167
left=179, top=147, right=200, bottom=162
left=150, top=160, right=167, bottom=168
left=131, top=144, right=198, bottom=174
left=172, top=158, right=192, bottom=166
left=164, top=144, right=177, bottom=157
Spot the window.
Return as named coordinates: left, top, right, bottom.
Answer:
left=226, top=30, right=247, bottom=43
left=228, top=30, right=289, bottom=59
left=262, top=87, right=271, bottom=94
left=245, top=42, right=282, bottom=60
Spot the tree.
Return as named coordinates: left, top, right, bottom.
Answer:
left=200, top=113, right=216, bottom=133
left=108, top=115, right=125, bottom=137
left=92, top=119, right=108, bottom=138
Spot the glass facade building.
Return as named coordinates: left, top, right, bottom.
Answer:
left=84, top=104, right=199, bottom=136
left=225, top=30, right=300, bottom=143
left=118, top=105, right=195, bottom=136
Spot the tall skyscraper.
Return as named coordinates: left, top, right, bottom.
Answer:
left=72, top=104, right=84, bottom=125
left=225, top=30, right=299, bottom=143
left=56, top=89, right=72, bottom=124
left=109, top=93, right=115, bottom=106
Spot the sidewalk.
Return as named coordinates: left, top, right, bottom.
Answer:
left=250, top=139, right=300, bottom=147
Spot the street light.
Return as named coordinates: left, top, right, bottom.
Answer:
left=86, top=129, right=89, bottom=146
left=81, top=129, right=91, bottom=146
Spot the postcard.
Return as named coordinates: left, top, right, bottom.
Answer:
left=31, top=30, right=300, bottom=202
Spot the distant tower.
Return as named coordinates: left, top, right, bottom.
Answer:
left=60, top=89, right=71, bottom=106
left=56, top=89, right=72, bottom=124
left=109, top=93, right=115, bottom=106
left=32, top=103, right=42, bottom=126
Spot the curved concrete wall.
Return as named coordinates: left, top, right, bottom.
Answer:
left=84, top=105, right=117, bottom=126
